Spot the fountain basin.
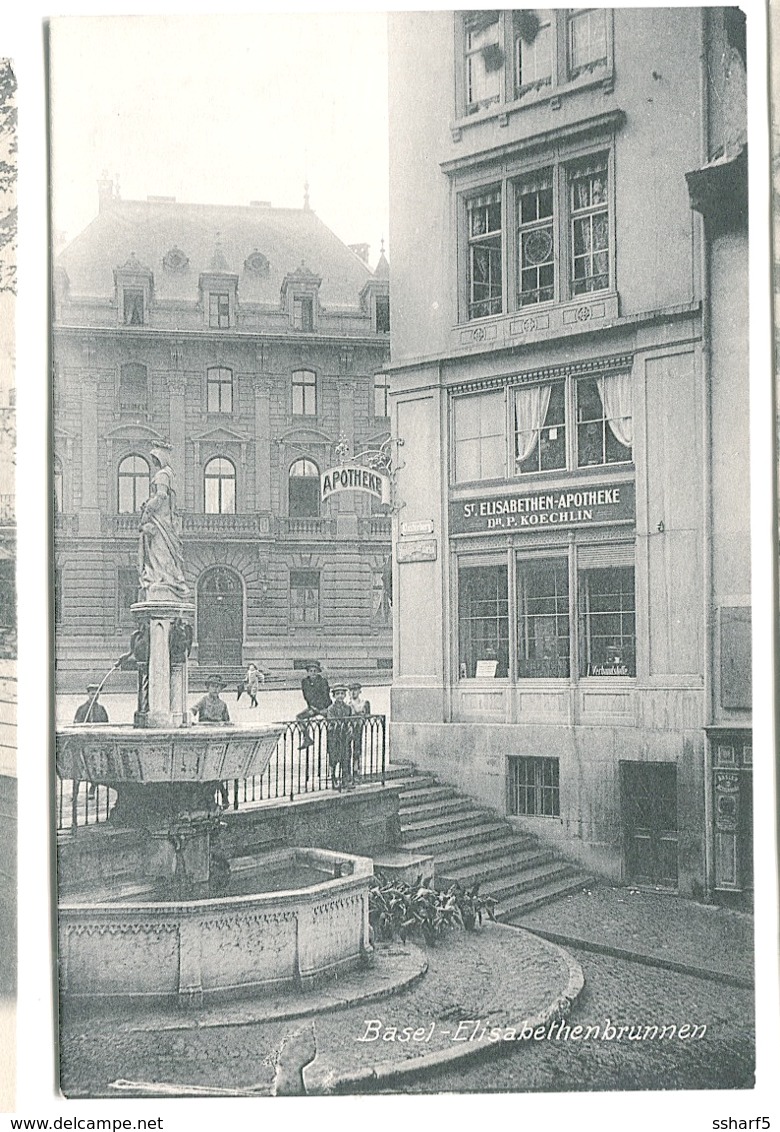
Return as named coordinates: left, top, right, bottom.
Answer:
left=56, top=723, right=284, bottom=785
left=59, top=847, right=374, bottom=1005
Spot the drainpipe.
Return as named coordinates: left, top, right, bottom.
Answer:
left=698, top=7, right=715, bottom=901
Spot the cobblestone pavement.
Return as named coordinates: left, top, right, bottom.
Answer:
left=395, top=945, right=754, bottom=1094
left=510, top=883, right=754, bottom=981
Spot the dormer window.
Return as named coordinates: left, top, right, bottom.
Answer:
left=376, top=295, right=390, bottom=333
left=293, top=295, right=314, bottom=332
left=123, top=288, right=145, bottom=326
left=209, top=292, right=231, bottom=329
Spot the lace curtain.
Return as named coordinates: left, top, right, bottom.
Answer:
left=514, top=384, right=552, bottom=464
left=596, top=372, right=632, bottom=449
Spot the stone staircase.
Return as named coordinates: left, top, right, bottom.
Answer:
left=386, top=763, right=595, bottom=920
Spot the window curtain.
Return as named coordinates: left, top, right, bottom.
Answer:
left=596, top=372, right=632, bottom=449
left=514, top=383, right=552, bottom=464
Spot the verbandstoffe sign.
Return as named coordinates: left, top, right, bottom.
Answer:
left=321, top=464, right=391, bottom=505
left=450, top=481, right=635, bottom=534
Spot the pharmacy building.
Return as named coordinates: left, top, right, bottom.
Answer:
left=53, top=186, right=392, bottom=691
left=387, top=8, right=751, bottom=901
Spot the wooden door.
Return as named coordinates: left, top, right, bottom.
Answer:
left=621, top=762, right=678, bottom=888
left=197, top=568, right=243, bottom=668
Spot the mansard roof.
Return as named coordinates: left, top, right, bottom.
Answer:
left=57, top=197, right=374, bottom=311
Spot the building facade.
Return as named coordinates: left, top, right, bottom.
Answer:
left=53, top=188, right=392, bottom=690
left=387, top=8, right=750, bottom=900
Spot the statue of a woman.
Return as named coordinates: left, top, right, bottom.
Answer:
left=138, top=442, right=190, bottom=601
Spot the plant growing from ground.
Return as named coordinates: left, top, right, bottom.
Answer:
left=368, top=874, right=496, bottom=946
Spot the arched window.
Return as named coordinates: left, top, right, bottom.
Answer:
left=288, top=457, right=320, bottom=518
left=204, top=456, right=236, bottom=514
left=207, top=367, right=233, bottom=414
left=117, top=454, right=150, bottom=513
left=53, top=457, right=63, bottom=513
left=119, top=363, right=148, bottom=411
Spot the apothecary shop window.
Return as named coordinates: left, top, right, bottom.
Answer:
left=516, top=558, right=570, bottom=678
left=578, top=561, right=636, bottom=677
left=457, top=562, right=509, bottom=679
left=454, top=391, right=505, bottom=482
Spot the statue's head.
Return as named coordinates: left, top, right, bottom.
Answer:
left=149, top=440, right=173, bottom=469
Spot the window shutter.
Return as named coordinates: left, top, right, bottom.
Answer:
left=576, top=542, right=634, bottom=569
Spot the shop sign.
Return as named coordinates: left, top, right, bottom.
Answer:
left=321, top=464, right=390, bottom=505
left=450, top=481, right=635, bottom=534
left=397, top=538, right=437, bottom=563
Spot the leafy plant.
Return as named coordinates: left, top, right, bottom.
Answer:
left=369, top=874, right=496, bottom=947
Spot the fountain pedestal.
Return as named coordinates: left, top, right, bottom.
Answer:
left=131, top=599, right=195, bottom=729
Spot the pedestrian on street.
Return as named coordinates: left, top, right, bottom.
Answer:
left=296, top=661, right=331, bottom=750
left=326, top=684, right=354, bottom=790
left=239, top=663, right=261, bottom=708
left=74, top=683, right=109, bottom=798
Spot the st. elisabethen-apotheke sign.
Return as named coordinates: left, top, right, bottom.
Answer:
left=450, top=481, right=635, bottom=534
left=321, top=464, right=391, bottom=505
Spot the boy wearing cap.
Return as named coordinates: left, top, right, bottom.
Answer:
left=296, top=661, right=331, bottom=750
left=73, top=684, right=109, bottom=724
left=326, top=684, right=354, bottom=790
left=192, top=676, right=231, bottom=724
left=347, top=682, right=370, bottom=781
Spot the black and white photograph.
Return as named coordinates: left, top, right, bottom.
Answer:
left=0, top=1, right=765, bottom=1124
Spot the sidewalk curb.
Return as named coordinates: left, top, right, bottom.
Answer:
left=306, top=926, right=585, bottom=1094
left=513, top=925, right=753, bottom=989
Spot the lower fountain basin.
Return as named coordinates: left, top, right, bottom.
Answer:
left=59, top=847, right=374, bottom=1005
left=56, top=723, right=284, bottom=785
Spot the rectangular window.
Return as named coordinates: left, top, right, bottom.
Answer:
left=464, top=12, right=501, bottom=110
left=290, top=569, right=320, bottom=625
left=570, top=162, right=610, bottom=295
left=517, top=559, right=570, bottom=678
left=209, top=292, right=230, bottom=328
left=514, top=381, right=566, bottom=475
left=375, top=295, right=390, bottom=333
left=514, top=10, right=553, bottom=94
left=509, top=756, right=560, bottom=816
left=373, top=373, right=390, bottom=418
left=292, top=370, right=317, bottom=416
left=467, top=190, right=502, bottom=320
left=117, top=566, right=139, bottom=628
left=567, top=8, right=608, bottom=78
left=123, top=289, right=144, bottom=326
left=576, top=376, right=632, bottom=468
left=454, top=391, right=505, bottom=482
left=293, top=295, right=314, bottom=331
left=517, top=170, right=555, bottom=306
left=206, top=367, right=233, bottom=414
left=579, top=565, right=636, bottom=677
left=458, top=563, right=509, bottom=679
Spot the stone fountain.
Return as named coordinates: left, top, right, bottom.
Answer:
left=56, top=442, right=373, bottom=1007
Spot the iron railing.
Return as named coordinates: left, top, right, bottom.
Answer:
left=56, top=713, right=387, bottom=831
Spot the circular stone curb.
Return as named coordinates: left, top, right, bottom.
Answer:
left=305, top=924, right=585, bottom=1095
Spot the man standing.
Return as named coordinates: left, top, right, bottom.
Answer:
left=296, top=661, right=331, bottom=750
left=73, top=683, right=109, bottom=724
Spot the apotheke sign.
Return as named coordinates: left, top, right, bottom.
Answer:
left=450, top=481, right=635, bottom=534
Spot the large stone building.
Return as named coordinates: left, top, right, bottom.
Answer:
left=53, top=186, right=392, bottom=690
left=387, top=8, right=750, bottom=901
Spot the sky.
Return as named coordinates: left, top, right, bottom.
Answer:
left=48, top=13, right=390, bottom=267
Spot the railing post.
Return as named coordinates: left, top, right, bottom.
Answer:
left=71, top=779, right=79, bottom=830
left=380, top=715, right=386, bottom=785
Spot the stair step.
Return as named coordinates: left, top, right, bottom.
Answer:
left=396, top=784, right=462, bottom=804
left=400, top=807, right=496, bottom=836
left=399, top=796, right=475, bottom=820
left=437, top=846, right=557, bottom=887
left=402, top=820, right=513, bottom=854
left=494, top=873, right=595, bottom=920
left=482, top=860, right=580, bottom=901
left=385, top=773, right=439, bottom=791
left=433, top=833, right=538, bottom=871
